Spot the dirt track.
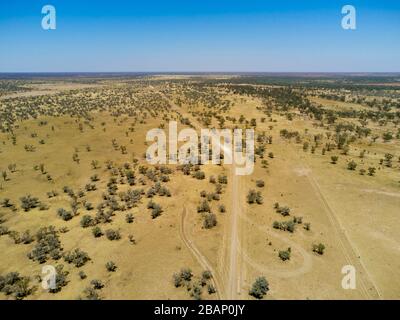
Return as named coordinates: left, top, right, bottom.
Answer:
left=179, top=207, right=223, bottom=299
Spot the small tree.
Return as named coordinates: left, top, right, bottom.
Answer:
left=368, top=167, right=376, bottom=176
left=92, top=226, right=103, bottom=238
left=125, top=213, right=134, bottom=223
left=203, top=213, right=217, bottom=229
left=105, top=229, right=121, bottom=241
left=105, top=261, right=117, bottom=272
left=256, top=180, right=265, bottom=188
left=249, top=277, right=269, bottom=299
left=90, top=279, right=104, bottom=289
left=347, top=160, right=357, bottom=171
left=20, top=195, right=40, bottom=212
left=278, top=248, right=291, bottom=261
left=331, top=156, right=338, bottom=164
left=80, top=215, right=95, bottom=228
left=312, top=243, right=326, bottom=255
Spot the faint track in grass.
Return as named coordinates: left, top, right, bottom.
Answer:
left=305, top=172, right=382, bottom=299
left=179, top=207, right=224, bottom=299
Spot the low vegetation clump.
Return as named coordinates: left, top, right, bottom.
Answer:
left=203, top=213, right=217, bottom=229
left=247, top=190, right=263, bottom=204
left=125, top=213, right=134, bottom=223
left=64, top=248, right=90, bottom=267
left=105, top=229, right=121, bottom=241
left=57, top=208, right=73, bottom=221
left=249, top=277, right=269, bottom=299
left=28, top=226, right=62, bottom=263
left=20, top=195, right=41, bottom=212
left=92, top=226, right=103, bottom=238
left=274, top=203, right=291, bottom=216
left=347, top=160, right=357, bottom=171
left=273, top=220, right=296, bottom=233
left=88, top=280, right=103, bottom=291
left=312, top=243, right=326, bottom=255
left=106, top=261, right=117, bottom=272
left=0, top=272, right=33, bottom=300
left=80, top=215, right=96, bottom=228
left=49, top=265, right=69, bottom=293
left=197, top=199, right=211, bottom=213
left=278, top=248, right=291, bottom=261
left=256, top=180, right=265, bottom=188
left=172, top=268, right=215, bottom=300
left=82, top=287, right=101, bottom=300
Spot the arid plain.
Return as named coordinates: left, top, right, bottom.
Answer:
left=0, top=74, right=399, bottom=300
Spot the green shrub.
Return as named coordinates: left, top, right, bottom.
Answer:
left=92, top=226, right=103, bottom=238
left=20, top=195, right=41, bottom=212
left=203, top=213, right=217, bottom=229
left=105, top=229, right=121, bottom=241
left=80, top=215, right=95, bottom=228
left=278, top=248, right=291, bottom=261
left=312, top=243, right=326, bottom=255
left=57, top=208, right=73, bottom=221
left=125, top=213, right=134, bottom=223
left=249, top=277, right=269, bottom=299
left=64, top=248, right=90, bottom=267
left=0, top=272, right=33, bottom=300
left=105, top=261, right=117, bottom=272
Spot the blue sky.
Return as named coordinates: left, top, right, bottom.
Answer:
left=0, top=0, right=399, bottom=72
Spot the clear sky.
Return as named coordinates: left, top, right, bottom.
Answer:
left=0, top=0, right=399, bottom=72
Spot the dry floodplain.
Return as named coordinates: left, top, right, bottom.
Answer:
left=0, top=74, right=399, bottom=300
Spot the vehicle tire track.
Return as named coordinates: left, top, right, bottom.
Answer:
left=179, top=206, right=224, bottom=299
left=306, top=172, right=382, bottom=299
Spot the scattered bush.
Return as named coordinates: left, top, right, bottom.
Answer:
left=105, top=261, right=117, bottom=272
left=193, top=171, right=205, bottom=180
left=91, top=279, right=105, bottom=289
left=278, top=248, right=291, bottom=261
left=80, top=215, right=96, bottom=228
left=125, top=213, right=134, bottom=223
left=347, top=160, right=357, bottom=171
left=28, top=226, right=62, bottom=263
left=20, top=195, right=40, bottom=211
left=151, top=204, right=163, bottom=219
left=105, top=229, right=121, bottom=241
left=218, top=175, right=228, bottom=184
left=207, top=284, right=216, bottom=294
left=368, top=167, right=376, bottom=176
left=0, top=272, right=33, bottom=300
left=197, top=199, right=211, bottom=213
left=57, top=208, right=73, bottom=221
left=312, top=243, right=326, bottom=255
left=273, top=220, right=296, bottom=233
left=49, top=265, right=69, bottom=293
left=247, top=190, right=263, bottom=204
left=275, top=205, right=290, bottom=216
left=249, top=277, right=269, bottom=299
left=256, top=180, right=265, bottom=188
left=92, top=226, right=103, bottom=238
left=64, top=248, right=90, bottom=267
left=203, top=213, right=217, bottom=229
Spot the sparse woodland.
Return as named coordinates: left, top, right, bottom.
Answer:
left=0, top=75, right=399, bottom=299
